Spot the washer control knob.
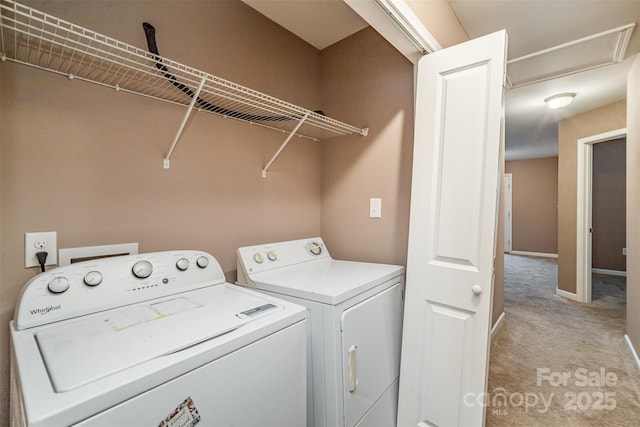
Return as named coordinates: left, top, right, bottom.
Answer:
left=176, top=258, right=190, bottom=271
left=267, top=251, right=278, bottom=261
left=48, top=277, right=70, bottom=293
left=83, top=271, right=103, bottom=286
left=253, top=253, right=264, bottom=264
left=132, top=260, right=153, bottom=279
left=196, top=256, right=209, bottom=269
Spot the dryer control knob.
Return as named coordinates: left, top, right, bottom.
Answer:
left=196, top=256, right=209, bottom=269
left=83, top=271, right=103, bottom=286
left=176, top=258, right=190, bottom=271
left=309, top=243, right=322, bottom=255
left=132, top=260, right=153, bottom=279
left=253, top=253, right=264, bottom=264
left=267, top=251, right=278, bottom=261
left=48, top=277, right=70, bottom=293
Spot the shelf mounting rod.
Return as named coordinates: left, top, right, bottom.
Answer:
left=262, top=111, right=310, bottom=178
left=163, top=76, right=207, bottom=169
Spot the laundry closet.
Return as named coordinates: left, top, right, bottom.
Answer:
left=0, top=0, right=415, bottom=423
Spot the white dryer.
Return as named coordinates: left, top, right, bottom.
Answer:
left=10, top=250, right=307, bottom=427
left=236, top=238, right=405, bottom=427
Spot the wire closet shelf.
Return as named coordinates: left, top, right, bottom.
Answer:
left=0, top=0, right=368, bottom=172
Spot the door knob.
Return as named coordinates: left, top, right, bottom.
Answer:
left=472, top=285, right=482, bottom=296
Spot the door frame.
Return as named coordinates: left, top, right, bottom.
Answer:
left=504, top=173, right=513, bottom=253
left=576, top=127, right=627, bottom=303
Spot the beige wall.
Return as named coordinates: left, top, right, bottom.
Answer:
left=1, top=1, right=325, bottom=422
left=316, top=0, right=468, bottom=265
left=320, top=27, right=504, bottom=328
left=557, top=100, right=626, bottom=293
left=320, top=27, right=414, bottom=265
left=316, top=3, right=472, bottom=264
left=0, top=1, right=501, bottom=423
left=505, top=157, right=559, bottom=254
left=627, top=55, right=640, bottom=360
left=592, top=138, right=626, bottom=271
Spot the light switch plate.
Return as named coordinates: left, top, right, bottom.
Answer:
left=370, top=198, right=382, bottom=218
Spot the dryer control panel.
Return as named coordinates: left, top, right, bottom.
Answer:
left=236, top=237, right=330, bottom=286
left=14, top=250, right=224, bottom=330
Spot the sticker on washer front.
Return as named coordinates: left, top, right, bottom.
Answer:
left=158, top=396, right=201, bottom=427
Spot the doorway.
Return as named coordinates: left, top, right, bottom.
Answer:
left=592, top=137, right=627, bottom=305
left=576, top=128, right=627, bottom=303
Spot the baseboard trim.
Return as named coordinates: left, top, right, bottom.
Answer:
left=491, top=312, right=506, bottom=340
left=624, top=334, right=640, bottom=372
left=557, top=289, right=579, bottom=301
left=592, top=268, right=627, bottom=277
left=510, top=250, right=558, bottom=259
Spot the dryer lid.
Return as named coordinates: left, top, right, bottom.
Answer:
left=36, top=286, right=281, bottom=392
left=248, top=259, right=404, bottom=305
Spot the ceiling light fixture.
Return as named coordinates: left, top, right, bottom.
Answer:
left=544, top=93, right=576, bottom=109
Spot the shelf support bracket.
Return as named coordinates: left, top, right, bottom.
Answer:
left=163, top=76, right=207, bottom=169
left=262, top=112, right=310, bottom=178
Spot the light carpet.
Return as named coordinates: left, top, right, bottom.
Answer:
left=486, top=254, right=640, bottom=426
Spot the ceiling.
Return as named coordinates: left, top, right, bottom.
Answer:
left=241, top=0, right=368, bottom=50
left=449, top=0, right=640, bottom=160
left=242, top=0, right=640, bottom=160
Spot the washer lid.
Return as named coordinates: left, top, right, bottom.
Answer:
left=248, top=259, right=404, bottom=305
left=36, top=286, right=281, bottom=392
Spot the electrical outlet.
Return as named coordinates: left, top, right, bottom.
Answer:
left=25, top=232, right=57, bottom=268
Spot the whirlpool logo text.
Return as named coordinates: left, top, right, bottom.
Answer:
left=30, top=305, right=61, bottom=316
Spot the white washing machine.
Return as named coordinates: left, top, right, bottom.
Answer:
left=236, top=238, right=405, bottom=427
left=10, top=250, right=307, bottom=427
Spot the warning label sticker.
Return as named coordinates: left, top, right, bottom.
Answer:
left=158, top=396, right=201, bottom=427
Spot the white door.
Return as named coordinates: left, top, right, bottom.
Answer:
left=504, top=174, right=513, bottom=253
left=397, top=30, right=507, bottom=427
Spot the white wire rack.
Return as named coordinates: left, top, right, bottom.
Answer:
left=0, top=0, right=368, bottom=173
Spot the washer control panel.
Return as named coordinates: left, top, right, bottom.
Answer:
left=14, top=250, right=224, bottom=330
left=236, top=237, right=330, bottom=283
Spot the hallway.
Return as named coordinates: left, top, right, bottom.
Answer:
left=487, top=254, right=640, bottom=426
